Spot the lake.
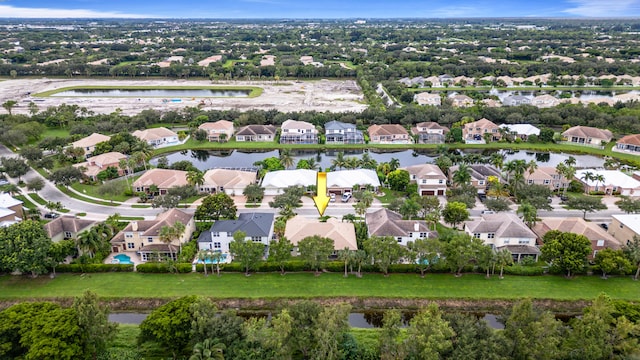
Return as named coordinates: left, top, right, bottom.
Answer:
left=50, top=88, right=251, bottom=97
left=150, top=149, right=605, bottom=171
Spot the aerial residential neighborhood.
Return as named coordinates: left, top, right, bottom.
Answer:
left=1, top=14, right=640, bottom=360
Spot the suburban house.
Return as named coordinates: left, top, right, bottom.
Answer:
left=71, top=133, right=111, bottom=157
left=499, top=124, right=540, bottom=141
left=324, top=120, right=364, bottom=144
left=132, top=127, right=179, bottom=147
left=403, top=164, right=447, bottom=196
left=367, top=124, right=411, bottom=144
left=284, top=216, right=357, bottom=255
left=365, top=208, right=434, bottom=246
left=411, top=122, right=449, bottom=144
left=464, top=213, right=540, bottom=262
left=615, top=134, right=640, bottom=154
left=562, top=126, right=613, bottom=147
left=235, top=125, right=277, bottom=142
left=110, top=208, right=195, bottom=262
left=502, top=95, right=532, bottom=106
left=197, top=212, right=274, bottom=254
left=575, top=169, right=640, bottom=196
left=326, top=169, right=381, bottom=194
left=133, top=169, right=189, bottom=194
left=74, top=151, right=127, bottom=181
left=0, top=193, right=23, bottom=226
left=449, top=164, right=503, bottom=191
left=525, top=166, right=569, bottom=190
left=261, top=169, right=317, bottom=196
left=414, top=92, right=442, bottom=106
left=449, top=94, right=474, bottom=107
left=608, top=214, right=640, bottom=247
left=44, top=216, right=95, bottom=243
left=462, top=118, right=501, bottom=143
left=533, top=217, right=622, bottom=260
left=532, top=94, right=561, bottom=108
left=200, top=168, right=257, bottom=195
left=279, top=119, right=318, bottom=144
left=198, top=120, right=234, bottom=142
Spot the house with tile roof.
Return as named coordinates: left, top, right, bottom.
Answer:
left=411, top=122, right=449, bottom=144
left=503, top=95, right=532, bottom=106
left=284, top=216, right=357, bottom=254
left=132, top=127, right=179, bottom=148
left=280, top=119, right=318, bottom=144
left=524, top=166, right=568, bottom=191
left=365, top=208, right=435, bottom=246
left=449, top=94, right=474, bottom=107
left=235, top=125, right=277, bottom=142
left=200, top=168, right=257, bottom=195
left=197, top=212, right=274, bottom=253
left=198, top=120, right=234, bottom=142
left=533, top=217, right=622, bottom=260
left=326, top=169, right=381, bottom=194
left=44, top=216, right=96, bottom=243
left=499, top=124, right=540, bottom=141
left=532, top=94, right=561, bottom=108
left=414, top=92, right=442, bottom=106
left=562, top=126, right=612, bottom=148
left=403, top=164, right=447, bottom=196
left=133, top=169, right=189, bottom=194
left=449, top=164, right=503, bottom=191
left=575, top=169, right=640, bottom=196
left=464, top=213, right=540, bottom=262
left=110, top=208, right=195, bottom=262
left=71, top=133, right=111, bottom=157
left=367, top=124, right=411, bottom=144
left=614, top=134, right=640, bottom=154
left=462, top=118, right=501, bottom=143
left=74, top=152, right=127, bottom=181
left=261, top=169, right=317, bottom=196
left=324, top=120, right=364, bottom=144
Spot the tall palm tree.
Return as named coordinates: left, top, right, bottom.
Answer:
left=496, top=248, right=514, bottom=279
left=0, top=183, right=21, bottom=196
left=279, top=148, right=294, bottom=169
left=344, top=157, right=359, bottom=169
left=359, top=152, right=378, bottom=169
left=338, top=247, right=353, bottom=277
left=305, top=157, right=319, bottom=170
left=526, top=160, right=538, bottom=176
left=76, top=228, right=102, bottom=258
left=581, top=171, right=595, bottom=194
left=159, top=221, right=186, bottom=261
left=389, top=158, right=400, bottom=171
left=187, top=170, right=205, bottom=190
left=564, top=156, right=577, bottom=167
left=198, top=250, right=208, bottom=276
left=331, top=151, right=346, bottom=170
left=517, top=202, right=538, bottom=229
left=490, top=153, right=505, bottom=170
left=132, top=141, right=154, bottom=161
left=452, top=163, right=471, bottom=187
left=593, top=174, right=605, bottom=192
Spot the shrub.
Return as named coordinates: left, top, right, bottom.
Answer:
left=56, top=263, right=134, bottom=273
left=503, top=265, right=545, bottom=276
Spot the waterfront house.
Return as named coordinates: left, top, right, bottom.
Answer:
left=324, top=120, right=364, bottom=144
left=280, top=119, right=318, bottom=144
left=200, top=168, right=257, bottom=196
left=235, top=125, right=277, bottom=142
left=524, top=167, right=568, bottom=190
left=326, top=169, right=381, bottom=194
left=132, top=127, right=179, bottom=148
left=403, top=164, right=447, bottom=196
left=615, top=134, right=640, bottom=154
left=133, top=169, right=189, bottom=194
left=562, top=126, right=612, bottom=147
left=197, top=212, right=274, bottom=254
left=367, top=124, right=411, bottom=144
left=464, top=213, right=540, bottom=262
left=575, top=169, right=640, bottom=196
left=71, top=133, right=111, bottom=158
left=414, top=93, right=442, bottom=106
left=365, top=208, right=434, bottom=246
left=198, top=120, right=234, bottom=142
left=499, top=124, right=540, bottom=141
left=462, top=118, right=501, bottom=143
left=261, top=169, right=317, bottom=196
left=411, top=122, right=449, bottom=144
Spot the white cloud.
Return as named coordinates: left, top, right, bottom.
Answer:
left=0, top=5, right=154, bottom=18
left=563, top=0, right=640, bottom=17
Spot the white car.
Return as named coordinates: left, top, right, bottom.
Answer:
left=341, top=193, right=352, bottom=202
left=329, top=193, right=336, bottom=202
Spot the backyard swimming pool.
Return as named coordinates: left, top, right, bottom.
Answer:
left=112, top=254, right=133, bottom=265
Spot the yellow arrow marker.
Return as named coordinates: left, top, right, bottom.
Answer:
left=313, top=172, right=330, bottom=217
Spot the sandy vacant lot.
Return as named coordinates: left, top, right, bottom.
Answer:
left=0, top=78, right=367, bottom=116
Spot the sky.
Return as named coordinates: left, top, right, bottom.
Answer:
left=1, top=0, right=640, bottom=19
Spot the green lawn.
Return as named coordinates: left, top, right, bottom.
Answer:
left=71, top=181, right=132, bottom=202
left=0, top=272, right=638, bottom=301
left=28, top=192, right=47, bottom=205
left=57, top=185, right=119, bottom=206
left=41, top=128, right=70, bottom=139
left=14, top=195, right=37, bottom=210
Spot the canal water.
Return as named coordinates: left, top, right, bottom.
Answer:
left=150, top=149, right=605, bottom=172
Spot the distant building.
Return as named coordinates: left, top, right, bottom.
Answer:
left=411, top=122, right=449, bottom=144
left=324, top=120, right=364, bottom=144
left=414, top=92, right=441, bottom=106
left=367, top=124, right=411, bottom=144
left=280, top=120, right=318, bottom=144
left=132, top=127, right=179, bottom=148
left=462, top=118, right=501, bottom=143
left=235, top=125, right=277, bottom=142
left=70, top=133, right=111, bottom=157
left=562, top=126, right=612, bottom=147
left=198, top=120, right=234, bottom=142
left=499, top=124, right=540, bottom=141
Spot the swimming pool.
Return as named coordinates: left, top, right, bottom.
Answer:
left=195, top=253, right=228, bottom=264
left=112, top=254, right=133, bottom=265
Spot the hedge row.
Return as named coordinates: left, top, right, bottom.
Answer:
left=56, top=264, right=134, bottom=273
left=136, top=262, right=193, bottom=273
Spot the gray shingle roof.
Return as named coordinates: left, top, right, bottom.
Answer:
left=201, top=212, right=274, bottom=241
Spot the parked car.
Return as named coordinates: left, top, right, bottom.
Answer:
left=481, top=210, right=496, bottom=215
left=341, top=192, right=352, bottom=202
left=44, top=213, right=59, bottom=219
left=599, top=223, right=609, bottom=230
left=329, top=193, right=336, bottom=202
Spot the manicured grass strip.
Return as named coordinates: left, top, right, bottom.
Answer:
left=71, top=181, right=131, bottom=202
left=0, top=273, right=638, bottom=301
left=28, top=192, right=47, bottom=205
left=131, top=204, right=151, bottom=208
left=14, top=195, right=37, bottom=210
left=56, top=185, right=119, bottom=207
left=119, top=216, right=145, bottom=221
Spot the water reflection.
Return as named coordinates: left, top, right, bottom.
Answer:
left=151, top=149, right=605, bottom=172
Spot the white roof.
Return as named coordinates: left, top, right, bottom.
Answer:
left=499, top=124, right=540, bottom=136
left=261, top=169, right=317, bottom=189
left=327, top=169, right=380, bottom=188
left=0, top=193, right=22, bottom=208
left=612, top=214, right=640, bottom=236
left=575, top=169, right=640, bottom=189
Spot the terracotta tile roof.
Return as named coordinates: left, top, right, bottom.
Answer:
left=235, top=125, right=277, bottom=136
left=43, top=216, right=95, bottom=239
left=132, top=127, right=177, bottom=142
left=111, top=209, right=193, bottom=244
left=366, top=208, right=430, bottom=237
left=533, top=217, right=621, bottom=250
left=133, top=169, right=189, bottom=190
left=202, top=169, right=256, bottom=189
left=71, top=133, right=110, bottom=149
left=411, top=122, right=449, bottom=134
left=367, top=124, right=409, bottom=137
left=562, top=126, right=612, bottom=141
left=198, top=120, right=234, bottom=131
left=281, top=119, right=315, bottom=131
left=403, top=164, right=446, bottom=180
left=465, top=213, right=537, bottom=239
left=284, top=216, right=357, bottom=250
left=618, top=134, right=640, bottom=146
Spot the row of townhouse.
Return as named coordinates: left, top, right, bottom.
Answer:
left=415, top=92, right=640, bottom=108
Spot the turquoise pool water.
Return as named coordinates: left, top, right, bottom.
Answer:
left=113, top=254, right=133, bottom=265
left=197, top=253, right=228, bottom=264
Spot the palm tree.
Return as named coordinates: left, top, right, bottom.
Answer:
left=76, top=228, right=102, bottom=258
left=593, top=174, right=605, bottom=192
left=132, top=141, right=154, bottom=161
left=187, top=170, right=205, bottom=190
left=131, top=151, right=148, bottom=171
left=331, top=151, right=346, bottom=170
left=2, top=100, right=17, bottom=116
left=338, top=247, right=353, bottom=277
left=344, top=157, right=359, bottom=169
left=490, top=152, right=505, bottom=170
left=496, top=248, right=514, bottom=279
left=159, top=221, right=186, bottom=261
left=353, top=250, right=367, bottom=278
left=517, top=202, right=538, bottom=229
left=190, top=339, right=225, bottom=360
left=305, top=157, right=319, bottom=170
left=243, top=183, right=265, bottom=205
left=198, top=250, right=208, bottom=276
left=279, top=148, right=294, bottom=169
left=526, top=160, right=538, bottom=176
left=0, top=183, right=21, bottom=196
left=581, top=171, right=595, bottom=194
left=389, top=158, right=400, bottom=171
left=564, top=156, right=577, bottom=168
left=452, top=163, right=471, bottom=187
left=359, top=152, right=378, bottom=169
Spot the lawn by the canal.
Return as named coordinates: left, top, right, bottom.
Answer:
left=1, top=272, right=638, bottom=301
